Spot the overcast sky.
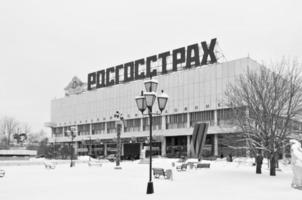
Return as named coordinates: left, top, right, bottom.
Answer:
left=0, top=0, right=301, bottom=134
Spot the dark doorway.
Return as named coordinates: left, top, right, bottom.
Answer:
left=123, top=143, right=140, bottom=160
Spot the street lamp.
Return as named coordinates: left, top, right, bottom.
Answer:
left=114, top=111, right=124, bottom=169
left=66, top=126, right=77, bottom=167
left=135, top=78, right=168, bottom=194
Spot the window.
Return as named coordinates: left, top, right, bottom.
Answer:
left=217, top=109, right=234, bottom=126
left=124, top=119, right=141, bottom=132
left=190, top=110, right=214, bottom=127
left=143, top=116, right=162, bottom=131
left=64, top=126, right=71, bottom=136
left=53, top=127, right=64, bottom=137
left=92, top=122, right=106, bottom=134
left=78, top=124, right=90, bottom=136
left=166, top=114, right=188, bottom=129
left=107, top=121, right=116, bottom=134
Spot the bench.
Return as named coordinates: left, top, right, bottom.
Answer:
left=0, top=169, right=5, bottom=177
left=153, top=168, right=173, bottom=180
left=165, top=169, right=173, bottom=180
left=186, top=162, right=196, bottom=169
left=196, top=163, right=210, bottom=168
left=153, top=168, right=166, bottom=178
left=176, top=163, right=187, bottom=171
left=44, top=161, right=56, bottom=169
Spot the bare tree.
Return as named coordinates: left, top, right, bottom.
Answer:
left=225, top=59, right=302, bottom=176
left=0, top=116, right=20, bottom=146
left=20, top=123, right=31, bottom=135
left=27, top=129, right=48, bottom=144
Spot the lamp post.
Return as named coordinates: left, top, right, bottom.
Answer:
left=135, top=78, right=168, bottom=194
left=114, top=111, right=124, bottom=169
left=66, top=126, right=77, bottom=167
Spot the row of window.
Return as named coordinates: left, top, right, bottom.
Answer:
left=52, top=109, right=236, bottom=137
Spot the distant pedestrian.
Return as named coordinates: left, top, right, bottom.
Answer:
left=255, top=153, right=263, bottom=174
left=220, top=153, right=224, bottom=159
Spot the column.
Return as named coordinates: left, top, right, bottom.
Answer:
left=89, top=123, right=92, bottom=135
left=214, top=110, right=218, bottom=126
left=139, top=142, right=145, bottom=159
left=186, top=113, right=190, bottom=128
left=162, top=115, right=166, bottom=130
left=161, top=137, right=166, bottom=157
left=213, top=134, right=218, bottom=156
left=187, top=135, right=191, bottom=157
left=104, top=144, right=108, bottom=156
left=75, top=124, right=79, bottom=136
left=140, top=118, right=143, bottom=131
left=73, top=141, right=78, bottom=156
left=104, top=121, right=108, bottom=134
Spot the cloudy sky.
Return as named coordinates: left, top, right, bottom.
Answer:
left=0, top=0, right=301, bottom=133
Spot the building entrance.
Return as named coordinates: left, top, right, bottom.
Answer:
left=123, top=143, right=140, bottom=160
left=166, top=136, right=187, bottom=158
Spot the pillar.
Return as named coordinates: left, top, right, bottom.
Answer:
left=161, top=137, right=166, bottom=157
left=213, top=134, right=218, bottom=156
left=187, top=113, right=190, bottom=128
left=89, top=124, right=92, bottom=135
left=104, top=144, right=108, bottom=156
left=140, top=118, right=143, bottom=131
left=75, top=124, right=79, bottom=136
left=187, top=135, right=191, bottom=157
left=162, top=115, right=166, bottom=130
left=214, top=110, right=218, bottom=126
left=73, top=141, right=78, bottom=156
left=104, top=121, right=108, bottom=134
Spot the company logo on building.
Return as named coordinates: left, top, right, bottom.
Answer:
left=65, top=76, right=87, bottom=96
left=87, top=38, right=218, bottom=91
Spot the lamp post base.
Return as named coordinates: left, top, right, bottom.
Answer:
left=146, top=181, right=154, bottom=194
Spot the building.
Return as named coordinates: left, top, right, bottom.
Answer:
left=46, top=39, right=263, bottom=159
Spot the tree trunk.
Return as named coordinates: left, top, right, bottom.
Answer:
left=270, top=155, right=276, bottom=176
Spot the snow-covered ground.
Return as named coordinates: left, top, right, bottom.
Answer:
left=0, top=158, right=300, bottom=200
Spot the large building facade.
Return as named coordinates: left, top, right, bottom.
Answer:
left=46, top=38, right=270, bottom=158
left=47, top=51, right=262, bottom=159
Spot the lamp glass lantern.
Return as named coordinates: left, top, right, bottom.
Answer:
left=144, top=92, right=157, bottom=109
left=135, top=95, right=147, bottom=114
left=144, top=79, right=158, bottom=92
left=157, top=90, right=169, bottom=112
